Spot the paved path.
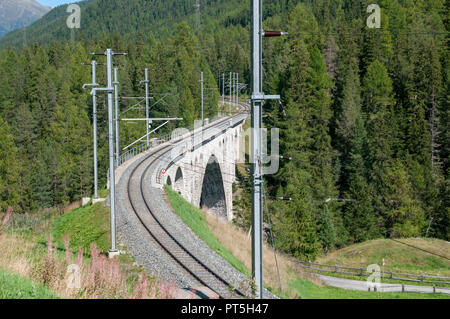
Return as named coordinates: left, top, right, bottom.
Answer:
left=318, top=274, right=450, bottom=295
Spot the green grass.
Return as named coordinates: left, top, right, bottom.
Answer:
left=0, top=269, right=59, bottom=299
left=51, top=202, right=111, bottom=254
left=165, top=185, right=450, bottom=299
left=98, top=188, right=110, bottom=198
left=165, top=185, right=250, bottom=277
left=288, top=276, right=450, bottom=299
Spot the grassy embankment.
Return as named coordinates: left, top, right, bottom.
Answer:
left=0, top=268, right=59, bottom=299
left=164, top=186, right=450, bottom=299
left=0, top=194, right=176, bottom=299
left=51, top=201, right=111, bottom=253
left=318, top=238, right=449, bottom=276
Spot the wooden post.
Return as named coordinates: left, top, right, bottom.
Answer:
left=360, top=268, right=364, bottom=276
left=402, top=284, right=405, bottom=292
left=334, top=265, right=338, bottom=273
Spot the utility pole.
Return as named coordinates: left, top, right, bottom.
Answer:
left=250, top=0, right=285, bottom=298
left=251, top=0, right=264, bottom=298
left=114, top=68, right=120, bottom=168
left=106, top=49, right=118, bottom=256
left=201, top=71, right=204, bottom=124
left=232, top=73, right=235, bottom=110
left=233, top=72, right=236, bottom=107
left=92, top=62, right=99, bottom=199
left=229, top=72, right=232, bottom=115
left=91, top=49, right=127, bottom=258
left=142, top=68, right=150, bottom=148
left=236, top=73, right=239, bottom=107
left=222, top=73, right=225, bottom=116
left=82, top=61, right=103, bottom=200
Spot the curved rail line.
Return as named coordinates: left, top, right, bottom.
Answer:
left=125, top=116, right=247, bottom=299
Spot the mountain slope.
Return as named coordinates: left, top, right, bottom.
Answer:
left=0, top=0, right=50, bottom=39
left=0, top=0, right=252, bottom=49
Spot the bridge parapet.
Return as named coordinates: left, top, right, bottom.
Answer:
left=162, top=114, right=247, bottom=221
left=118, top=114, right=227, bottom=167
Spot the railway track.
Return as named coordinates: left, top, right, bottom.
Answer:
left=125, top=116, right=247, bottom=299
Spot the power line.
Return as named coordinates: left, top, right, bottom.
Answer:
left=286, top=30, right=449, bottom=38
left=262, top=184, right=283, bottom=296
left=389, top=238, right=450, bottom=261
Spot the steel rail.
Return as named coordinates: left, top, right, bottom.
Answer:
left=125, top=115, right=247, bottom=299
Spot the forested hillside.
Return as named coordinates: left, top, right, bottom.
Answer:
left=0, top=0, right=448, bottom=260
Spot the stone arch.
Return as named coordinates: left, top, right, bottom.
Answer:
left=175, top=167, right=183, bottom=192
left=199, top=155, right=227, bottom=219
left=175, top=167, right=183, bottom=182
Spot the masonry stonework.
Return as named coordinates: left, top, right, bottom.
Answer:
left=164, top=124, right=243, bottom=221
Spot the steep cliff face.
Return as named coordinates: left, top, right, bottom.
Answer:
left=0, top=0, right=50, bottom=38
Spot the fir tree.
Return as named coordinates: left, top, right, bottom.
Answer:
left=0, top=118, right=20, bottom=212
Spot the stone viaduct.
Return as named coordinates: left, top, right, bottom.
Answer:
left=154, top=115, right=247, bottom=221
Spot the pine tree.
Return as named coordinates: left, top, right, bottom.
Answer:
left=180, top=88, right=196, bottom=127
left=343, top=117, right=380, bottom=242
left=306, top=47, right=337, bottom=198
left=318, top=204, right=337, bottom=254
left=271, top=32, right=321, bottom=260
left=0, top=118, right=20, bottom=212
left=385, top=160, right=427, bottom=238
left=360, top=10, right=394, bottom=76
left=336, top=64, right=361, bottom=150
left=306, top=47, right=340, bottom=248
left=362, top=59, right=396, bottom=227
